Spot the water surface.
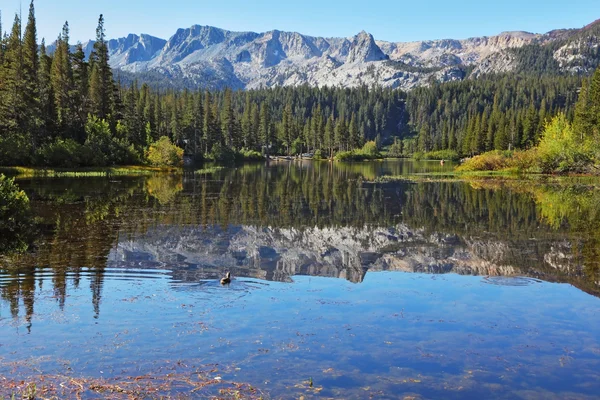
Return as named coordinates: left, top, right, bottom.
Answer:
left=1, top=161, right=599, bottom=398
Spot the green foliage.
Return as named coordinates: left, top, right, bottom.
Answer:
left=422, top=150, right=460, bottom=161
left=236, top=148, right=264, bottom=161
left=146, top=136, right=184, bottom=167
left=412, top=151, right=424, bottom=161
left=0, top=133, right=33, bottom=166
left=0, top=174, right=34, bottom=253
left=406, top=74, right=582, bottom=157
left=537, top=114, right=592, bottom=173
left=208, top=142, right=236, bottom=164
left=85, top=116, right=141, bottom=166
left=313, top=149, right=324, bottom=160
left=35, top=138, right=86, bottom=168
left=456, top=151, right=513, bottom=172
left=334, top=141, right=382, bottom=161
left=386, top=138, right=404, bottom=158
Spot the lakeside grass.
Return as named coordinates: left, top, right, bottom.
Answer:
left=195, top=166, right=226, bottom=174
left=0, top=165, right=181, bottom=178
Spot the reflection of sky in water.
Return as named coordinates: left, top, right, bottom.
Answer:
left=1, top=269, right=599, bottom=398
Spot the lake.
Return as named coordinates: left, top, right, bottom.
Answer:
left=1, top=160, right=600, bottom=399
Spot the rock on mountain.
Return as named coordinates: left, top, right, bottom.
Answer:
left=67, top=18, right=600, bottom=90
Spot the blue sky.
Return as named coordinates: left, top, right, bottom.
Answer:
left=1, top=0, right=599, bottom=44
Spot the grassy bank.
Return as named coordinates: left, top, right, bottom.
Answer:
left=0, top=165, right=181, bottom=178
left=454, top=114, right=600, bottom=176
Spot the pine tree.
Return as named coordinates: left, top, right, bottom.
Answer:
left=324, top=114, right=334, bottom=158
left=573, top=83, right=592, bottom=142
left=221, top=88, right=234, bottom=148
left=259, top=102, right=271, bottom=152
left=22, top=0, right=40, bottom=146
left=38, top=39, right=55, bottom=142
left=89, top=14, right=112, bottom=119
left=50, top=22, right=74, bottom=135
left=334, top=116, right=347, bottom=152
left=589, top=67, right=600, bottom=139
left=71, top=43, right=89, bottom=134
left=1, top=14, right=26, bottom=136
left=349, top=113, right=360, bottom=150
left=202, top=91, right=213, bottom=154
left=241, top=93, right=252, bottom=149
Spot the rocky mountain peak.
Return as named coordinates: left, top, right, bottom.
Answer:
left=346, top=31, right=388, bottom=63
left=79, top=17, right=600, bottom=90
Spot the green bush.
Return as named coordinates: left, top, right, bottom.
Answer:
left=208, top=142, right=236, bottom=164
left=361, top=141, right=380, bottom=157
left=456, top=151, right=510, bottom=172
left=313, top=149, right=324, bottom=160
left=146, top=136, right=184, bottom=166
left=537, top=114, right=591, bottom=173
left=334, top=142, right=382, bottom=161
left=423, top=149, right=460, bottom=161
left=412, top=151, right=424, bottom=161
left=333, top=151, right=355, bottom=161
left=456, top=149, right=540, bottom=173
left=0, top=174, right=34, bottom=253
left=387, top=139, right=404, bottom=158
left=0, top=133, right=32, bottom=166
left=85, top=116, right=141, bottom=166
left=291, top=138, right=304, bottom=155
left=237, top=148, right=265, bottom=161
left=35, top=139, right=84, bottom=167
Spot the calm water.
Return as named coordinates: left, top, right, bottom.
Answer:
left=1, top=160, right=600, bottom=399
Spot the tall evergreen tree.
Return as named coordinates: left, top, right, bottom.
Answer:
left=50, top=22, right=74, bottom=135
left=1, top=14, right=26, bottom=136
left=89, top=14, right=112, bottom=119
left=22, top=0, right=40, bottom=146
left=259, top=102, right=271, bottom=152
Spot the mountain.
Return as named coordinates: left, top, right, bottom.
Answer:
left=69, top=19, right=600, bottom=90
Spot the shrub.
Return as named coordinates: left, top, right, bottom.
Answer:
left=361, top=141, right=380, bottom=157
left=537, top=114, right=592, bottom=173
left=423, top=149, right=460, bottom=161
left=456, top=151, right=511, bottom=172
left=313, top=149, right=324, bottom=160
left=0, top=133, right=32, bottom=166
left=146, top=136, right=184, bottom=166
left=334, top=142, right=382, bottom=162
left=333, top=151, right=355, bottom=161
left=84, top=116, right=141, bottom=166
left=291, top=138, right=304, bottom=155
left=387, top=139, right=404, bottom=158
left=35, top=139, right=84, bottom=167
left=0, top=174, right=34, bottom=253
left=412, top=151, right=424, bottom=161
left=237, top=148, right=265, bottom=161
left=456, top=149, right=540, bottom=173
left=209, top=142, right=236, bottom=164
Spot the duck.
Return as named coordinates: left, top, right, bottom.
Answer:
left=220, top=272, right=231, bottom=285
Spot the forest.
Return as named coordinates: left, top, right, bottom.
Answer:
left=0, top=2, right=599, bottom=168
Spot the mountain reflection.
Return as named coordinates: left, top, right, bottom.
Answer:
left=1, top=161, right=600, bottom=326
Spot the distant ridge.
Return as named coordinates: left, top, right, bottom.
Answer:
left=50, top=18, right=600, bottom=90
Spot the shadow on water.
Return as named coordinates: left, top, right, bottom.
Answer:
left=1, top=161, right=600, bottom=398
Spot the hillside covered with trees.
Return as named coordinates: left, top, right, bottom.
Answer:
left=0, top=2, right=599, bottom=168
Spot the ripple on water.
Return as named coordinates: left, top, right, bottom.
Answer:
left=482, top=276, right=543, bottom=287
left=0, top=267, right=172, bottom=286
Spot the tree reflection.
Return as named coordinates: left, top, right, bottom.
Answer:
left=1, top=166, right=600, bottom=328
